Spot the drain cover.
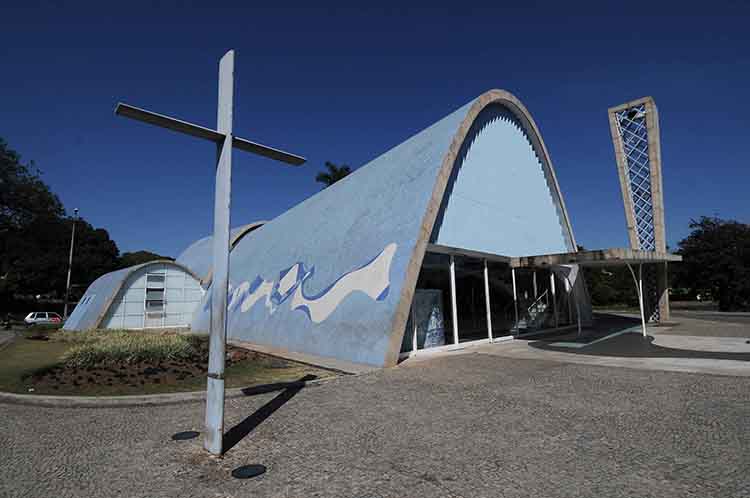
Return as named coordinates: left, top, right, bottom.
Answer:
left=232, top=464, right=266, bottom=479
left=171, top=431, right=200, bottom=441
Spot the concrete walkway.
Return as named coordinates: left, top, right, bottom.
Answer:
left=3, top=352, right=750, bottom=498
left=474, top=334, right=750, bottom=377
left=403, top=312, right=750, bottom=378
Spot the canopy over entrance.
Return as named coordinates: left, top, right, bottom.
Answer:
left=512, top=248, right=681, bottom=268
left=511, top=248, right=682, bottom=337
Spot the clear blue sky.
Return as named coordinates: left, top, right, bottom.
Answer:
left=2, top=1, right=748, bottom=257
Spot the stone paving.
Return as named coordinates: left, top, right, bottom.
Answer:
left=2, top=352, right=749, bottom=498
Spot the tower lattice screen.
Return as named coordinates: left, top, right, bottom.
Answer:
left=614, top=104, right=656, bottom=252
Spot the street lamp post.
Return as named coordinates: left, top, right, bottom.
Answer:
left=63, top=208, right=78, bottom=320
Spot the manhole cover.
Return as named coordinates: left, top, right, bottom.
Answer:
left=232, top=464, right=266, bottom=479
left=171, top=431, right=200, bottom=441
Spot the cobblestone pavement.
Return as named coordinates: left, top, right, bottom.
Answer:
left=672, top=310, right=750, bottom=326
left=659, top=312, right=750, bottom=337
left=2, top=354, right=749, bottom=498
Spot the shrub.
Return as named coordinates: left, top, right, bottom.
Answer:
left=25, top=323, right=63, bottom=333
left=61, top=330, right=201, bottom=368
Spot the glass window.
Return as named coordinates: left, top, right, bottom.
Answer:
left=146, top=300, right=164, bottom=311
left=401, top=252, right=454, bottom=353
left=145, top=272, right=167, bottom=323
left=514, top=268, right=556, bottom=332
left=415, top=253, right=453, bottom=348
left=146, top=289, right=164, bottom=301
left=514, top=269, right=535, bottom=310
left=453, top=255, right=488, bottom=343
left=487, top=261, right=515, bottom=337
left=146, top=273, right=165, bottom=287
left=401, top=309, right=415, bottom=354
left=552, top=272, right=573, bottom=327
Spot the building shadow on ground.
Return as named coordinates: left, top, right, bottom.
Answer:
left=518, top=313, right=641, bottom=344
left=529, top=333, right=750, bottom=362
left=222, top=374, right=318, bottom=455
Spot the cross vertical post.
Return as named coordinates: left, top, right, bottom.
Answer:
left=204, top=50, right=234, bottom=455
left=114, top=49, right=305, bottom=457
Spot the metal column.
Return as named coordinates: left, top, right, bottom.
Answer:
left=550, top=272, right=558, bottom=328
left=62, top=209, right=78, bottom=320
left=484, top=260, right=492, bottom=341
left=449, top=255, right=459, bottom=345
left=627, top=263, right=648, bottom=337
left=511, top=268, right=519, bottom=330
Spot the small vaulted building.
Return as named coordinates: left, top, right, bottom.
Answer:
left=63, top=261, right=204, bottom=331
left=67, top=89, right=596, bottom=368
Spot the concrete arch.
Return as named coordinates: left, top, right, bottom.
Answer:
left=202, top=221, right=267, bottom=287
left=231, top=221, right=267, bottom=248
left=385, top=89, right=577, bottom=364
left=176, top=221, right=267, bottom=286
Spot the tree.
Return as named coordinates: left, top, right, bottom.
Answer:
left=315, top=161, right=351, bottom=188
left=1, top=138, right=67, bottom=300
left=3, top=210, right=120, bottom=300
left=118, top=250, right=173, bottom=269
left=0, top=138, right=64, bottom=233
left=579, top=245, right=638, bottom=307
left=674, top=217, right=750, bottom=311
left=0, top=138, right=121, bottom=308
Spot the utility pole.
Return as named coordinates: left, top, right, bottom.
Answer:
left=63, top=208, right=78, bottom=320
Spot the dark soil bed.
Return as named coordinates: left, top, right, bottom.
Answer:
left=1, top=332, right=333, bottom=396
left=28, top=344, right=290, bottom=393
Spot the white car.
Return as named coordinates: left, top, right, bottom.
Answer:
left=24, top=312, right=62, bottom=326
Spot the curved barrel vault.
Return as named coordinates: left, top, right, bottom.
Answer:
left=189, top=89, right=579, bottom=368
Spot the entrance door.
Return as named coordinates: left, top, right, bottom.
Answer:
left=454, top=255, right=488, bottom=343
left=487, top=260, right=515, bottom=338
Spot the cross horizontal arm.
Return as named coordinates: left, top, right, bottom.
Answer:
left=115, top=103, right=306, bottom=166
left=232, top=136, right=305, bottom=165
left=116, top=103, right=224, bottom=143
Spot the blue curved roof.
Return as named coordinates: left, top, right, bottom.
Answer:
left=191, top=90, right=579, bottom=367
left=63, top=266, right=132, bottom=331
left=175, top=221, right=266, bottom=284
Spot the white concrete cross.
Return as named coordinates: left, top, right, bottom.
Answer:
left=115, top=49, right=305, bottom=455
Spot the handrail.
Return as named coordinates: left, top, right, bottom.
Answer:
left=526, top=289, right=549, bottom=315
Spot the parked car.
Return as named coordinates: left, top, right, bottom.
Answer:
left=24, top=312, right=62, bottom=326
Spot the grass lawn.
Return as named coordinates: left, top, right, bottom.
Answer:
left=0, top=329, right=334, bottom=396
left=0, top=332, right=70, bottom=393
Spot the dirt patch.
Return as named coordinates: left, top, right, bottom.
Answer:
left=27, top=342, right=292, bottom=394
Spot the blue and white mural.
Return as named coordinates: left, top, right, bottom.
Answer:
left=209, top=243, right=397, bottom=323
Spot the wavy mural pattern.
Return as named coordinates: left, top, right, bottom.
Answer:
left=216, top=243, right=397, bottom=323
